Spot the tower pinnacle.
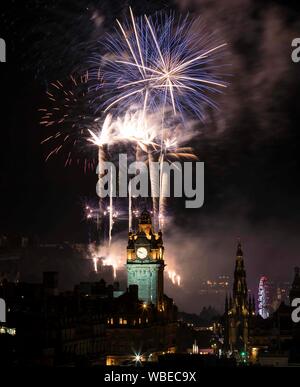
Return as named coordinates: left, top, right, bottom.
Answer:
left=139, top=209, right=152, bottom=225
left=236, top=239, right=243, bottom=256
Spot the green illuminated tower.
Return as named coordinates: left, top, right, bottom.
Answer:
left=127, top=209, right=165, bottom=310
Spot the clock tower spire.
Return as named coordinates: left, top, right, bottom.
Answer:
left=127, top=209, right=165, bottom=309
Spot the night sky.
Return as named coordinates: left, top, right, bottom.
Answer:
left=1, top=0, right=300, bottom=312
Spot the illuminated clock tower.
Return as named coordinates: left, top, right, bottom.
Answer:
left=127, top=209, right=165, bottom=309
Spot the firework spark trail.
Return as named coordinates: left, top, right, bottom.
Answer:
left=93, top=8, right=227, bottom=120
left=90, top=243, right=122, bottom=279
left=93, top=257, right=98, bottom=272
left=158, top=135, right=198, bottom=230
left=166, top=269, right=181, bottom=287
left=103, top=255, right=118, bottom=279
left=97, top=146, right=105, bottom=238
left=108, top=165, right=114, bottom=247
left=158, top=152, right=165, bottom=230
left=87, top=114, right=117, bottom=244
left=148, top=150, right=159, bottom=230
left=128, top=181, right=132, bottom=231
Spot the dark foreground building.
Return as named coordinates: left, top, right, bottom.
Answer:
left=0, top=273, right=177, bottom=366
left=222, top=242, right=300, bottom=366
left=0, top=210, right=177, bottom=366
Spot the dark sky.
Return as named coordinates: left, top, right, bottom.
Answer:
left=1, top=0, right=300, bottom=312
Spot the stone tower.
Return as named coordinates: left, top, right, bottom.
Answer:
left=127, top=209, right=165, bottom=310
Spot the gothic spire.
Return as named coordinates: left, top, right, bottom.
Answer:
left=233, top=240, right=248, bottom=307
left=236, top=239, right=243, bottom=257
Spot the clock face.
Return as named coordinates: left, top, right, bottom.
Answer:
left=136, top=247, right=148, bottom=259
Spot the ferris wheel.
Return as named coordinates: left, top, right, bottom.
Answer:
left=258, top=276, right=270, bottom=319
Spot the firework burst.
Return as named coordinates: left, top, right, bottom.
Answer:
left=91, top=8, right=227, bottom=119
left=39, top=72, right=97, bottom=171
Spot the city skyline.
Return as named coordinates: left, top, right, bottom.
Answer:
left=1, top=2, right=300, bottom=314
left=0, top=217, right=296, bottom=314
